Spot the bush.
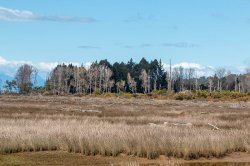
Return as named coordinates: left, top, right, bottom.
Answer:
left=93, top=89, right=102, bottom=96
left=120, top=93, right=134, bottom=98
left=230, top=92, right=245, bottom=99
left=103, top=92, right=116, bottom=98
left=196, top=90, right=208, bottom=98
left=43, top=91, right=52, bottom=96
left=135, top=93, right=147, bottom=99
left=175, top=92, right=194, bottom=100
left=151, top=89, right=167, bottom=95
left=75, top=93, right=86, bottom=97
left=237, top=96, right=249, bottom=102
left=212, top=92, right=223, bottom=99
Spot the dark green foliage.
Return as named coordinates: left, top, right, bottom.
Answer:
left=3, top=80, right=17, bottom=93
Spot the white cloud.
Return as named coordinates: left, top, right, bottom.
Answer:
left=0, top=56, right=91, bottom=79
left=237, top=66, right=248, bottom=73
left=0, top=56, right=32, bottom=67
left=0, top=56, right=7, bottom=65
left=173, top=62, right=204, bottom=69
left=163, top=62, right=215, bottom=77
left=36, top=62, right=59, bottom=71
left=163, top=62, right=205, bottom=70
left=0, top=6, right=96, bottom=23
left=84, top=62, right=92, bottom=69
left=163, top=62, right=249, bottom=77
left=0, top=6, right=34, bottom=21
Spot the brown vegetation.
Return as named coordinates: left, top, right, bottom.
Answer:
left=0, top=96, right=249, bottom=161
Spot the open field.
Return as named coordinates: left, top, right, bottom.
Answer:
left=0, top=95, right=250, bottom=165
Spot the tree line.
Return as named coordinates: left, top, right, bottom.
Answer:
left=1, top=58, right=250, bottom=94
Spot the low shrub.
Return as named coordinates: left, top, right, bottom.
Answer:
left=75, top=93, right=86, bottom=97
left=120, top=93, right=134, bottom=98
left=103, top=92, right=117, bottom=98
left=230, top=92, right=245, bottom=99
left=174, top=92, right=194, bottom=100
left=195, top=90, right=208, bottom=98
left=42, top=91, right=53, bottom=96
left=151, top=89, right=167, bottom=95
left=212, top=92, right=224, bottom=99
left=93, top=89, right=102, bottom=96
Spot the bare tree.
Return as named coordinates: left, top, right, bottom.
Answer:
left=92, top=65, right=99, bottom=92
left=152, top=72, right=157, bottom=91
left=139, top=69, right=149, bottom=94
left=242, top=68, right=250, bottom=92
left=107, top=79, right=115, bottom=93
left=186, top=68, right=195, bottom=91
left=195, top=71, right=199, bottom=91
left=234, top=75, right=238, bottom=92
left=74, top=67, right=80, bottom=94
left=33, top=68, right=38, bottom=88
left=246, top=67, right=250, bottom=92
left=87, top=64, right=100, bottom=93
left=74, top=67, right=87, bottom=94
left=103, top=67, right=113, bottom=93
left=116, top=80, right=125, bottom=93
left=54, top=66, right=64, bottom=95
left=127, top=73, right=137, bottom=93
left=167, top=59, right=172, bottom=92
left=98, top=65, right=105, bottom=91
left=87, top=66, right=94, bottom=93
left=147, top=70, right=151, bottom=93
left=15, top=64, right=35, bottom=94
left=172, top=66, right=184, bottom=92
left=208, top=77, right=213, bottom=93
left=215, top=68, right=226, bottom=92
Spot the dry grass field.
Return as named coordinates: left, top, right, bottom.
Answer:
left=0, top=95, right=250, bottom=165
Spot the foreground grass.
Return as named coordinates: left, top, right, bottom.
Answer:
left=0, top=115, right=249, bottom=160
left=0, top=96, right=249, bottom=160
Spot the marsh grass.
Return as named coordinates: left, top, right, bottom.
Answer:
left=0, top=115, right=249, bottom=160
left=0, top=96, right=249, bottom=160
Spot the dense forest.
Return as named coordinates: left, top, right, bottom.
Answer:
left=1, top=58, right=250, bottom=95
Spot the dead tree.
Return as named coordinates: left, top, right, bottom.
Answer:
left=215, top=68, right=226, bottom=92
left=116, top=80, right=125, bottom=93
left=127, top=73, right=137, bottom=93
left=140, top=69, right=149, bottom=94
left=15, top=64, right=35, bottom=94
left=103, top=67, right=113, bottom=93
left=167, top=59, right=172, bottom=92
left=208, top=77, right=213, bottom=93
left=108, top=79, right=115, bottom=92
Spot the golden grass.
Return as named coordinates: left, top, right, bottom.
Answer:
left=0, top=115, right=249, bottom=160
left=0, top=96, right=249, bottom=160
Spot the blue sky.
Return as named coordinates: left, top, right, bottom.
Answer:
left=0, top=0, right=250, bottom=78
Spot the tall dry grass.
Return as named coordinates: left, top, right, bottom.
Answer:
left=0, top=96, right=249, bottom=160
left=0, top=115, right=249, bottom=160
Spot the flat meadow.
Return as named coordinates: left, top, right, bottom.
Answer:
left=0, top=95, right=249, bottom=165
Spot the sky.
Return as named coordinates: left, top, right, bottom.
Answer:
left=0, top=0, right=250, bottom=79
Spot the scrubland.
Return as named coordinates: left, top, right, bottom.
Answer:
left=0, top=95, right=249, bottom=162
